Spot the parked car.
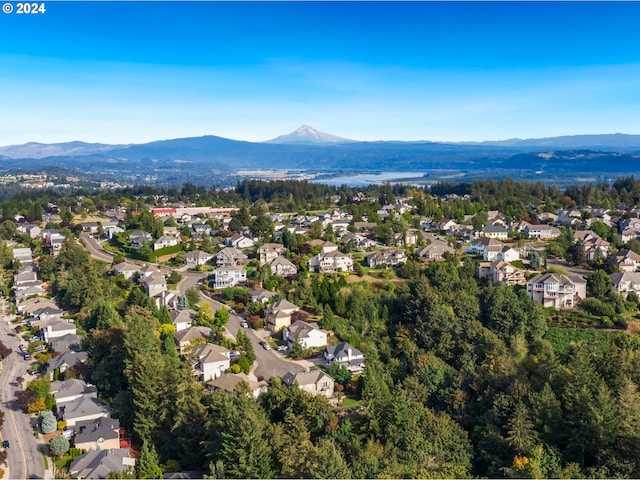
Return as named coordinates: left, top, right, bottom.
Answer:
left=277, top=345, right=288, bottom=352
left=240, top=321, right=249, bottom=328
left=2, top=440, right=9, bottom=449
left=229, top=351, right=241, bottom=359
left=18, top=344, right=25, bottom=351
left=261, top=342, right=271, bottom=351
left=23, top=353, right=30, bottom=361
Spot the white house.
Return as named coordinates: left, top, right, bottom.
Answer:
left=153, top=235, right=180, bottom=251
left=525, top=224, right=561, bottom=239
left=185, top=249, right=214, bottom=268
left=211, top=266, right=247, bottom=289
left=610, top=272, right=640, bottom=299
left=323, top=341, right=365, bottom=373
left=283, top=320, right=327, bottom=349
left=191, top=343, right=232, bottom=381
left=308, top=251, right=353, bottom=273
left=225, top=234, right=254, bottom=249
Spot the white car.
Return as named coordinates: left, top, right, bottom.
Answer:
left=240, top=321, right=249, bottom=328
left=277, top=345, right=288, bottom=352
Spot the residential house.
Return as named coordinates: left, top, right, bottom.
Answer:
left=365, top=248, right=406, bottom=268
left=283, top=320, right=327, bottom=349
left=476, top=261, right=526, bottom=286
left=17, top=297, right=59, bottom=315
left=129, top=230, right=152, bottom=247
left=308, top=251, right=353, bottom=273
left=112, top=262, right=140, bottom=279
left=323, top=341, right=365, bottom=373
left=619, top=218, right=640, bottom=242
left=225, top=234, right=254, bottom=249
left=610, top=272, right=640, bottom=299
left=415, top=238, right=455, bottom=261
left=191, top=343, right=232, bottom=381
left=434, top=218, right=459, bottom=236
left=250, top=288, right=278, bottom=304
left=173, top=326, right=212, bottom=354
left=49, top=333, right=82, bottom=354
left=69, top=448, right=135, bottom=480
left=612, top=249, right=640, bottom=272
left=170, top=309, right=195, bottom=332
left=216, top=247, right=248, bottom=267
left=573, top=230, right=611, bottom=261
left=192, top=224, right=212, bottom=236
left=269, top=256, right=298, bottom=277
left=480, top=224, right=509, bottom=240
left=265, top=299, right=300, bottom=332
left=281, top=370, right=335, bottom=398
left=211, top=266, right=247, bottom=289
left=20, top=224, right=42, bottom=239
left=42, top=319, right=77, bottom=342
left=185, top=250, right=214, bottom=268
left=154, top=235, right=180, bottom=251
left=51, top=379, right=98, bottom=406
left=526, top=273, right=587, bottom=309
left=207, top=373, right=268, bottom=399
left=73, top=417, right=121, bottom=452
left=306, top=239, right=339, bottom=253
left=257, top=243, right=287, bottom=266
left=12, top=247, right=33, bottom=263
left=142, top=274, right=167, bottom=297
left=47, top=350, right=89, bottom=381
left=138, top=264, right=160, bottom=280
left=525, top=224, right=561, bottom=239
left=57, top=394, right=111, bottom=427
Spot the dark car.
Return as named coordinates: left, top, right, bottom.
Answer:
left=2, top=440, right=9, bottom=448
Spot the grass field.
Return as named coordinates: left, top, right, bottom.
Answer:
left=544, top=327, right=625, bottom=357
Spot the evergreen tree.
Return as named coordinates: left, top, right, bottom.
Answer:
left=135, top=441, right=163, bottom=480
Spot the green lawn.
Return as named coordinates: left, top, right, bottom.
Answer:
left=342, top=397, right=360, bottom=409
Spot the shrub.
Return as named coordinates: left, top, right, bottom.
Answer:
left=40, top=411, right=57, bottom=434
left=49, top=434, right=70, bottom=457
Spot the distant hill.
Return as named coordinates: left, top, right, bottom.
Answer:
left=0, top=141, right=123, bottom=159
left=464, top=133, right=640, bottom=151
left=266, top=125, right=356, bottom=145
left=2, top=132, right=640, bottom=177
left=501, top=150, right=640, bottom=172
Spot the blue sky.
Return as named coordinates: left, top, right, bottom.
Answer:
left=1, top=1, right=640, bottom=145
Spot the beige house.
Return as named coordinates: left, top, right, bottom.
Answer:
left=265, top=299, right=300, bottom=332
left=216, top=247, right=248, bottom=267
left=73, top=417, right=120, bottom=451
left=611, top=249, right=640, bottom=272
left=185, top=249, right=214, bottom=268
left=207, top=373, right=268, bottom=399
left=257, top=243, right=287, bottom=266
left=526, top=273, right=587, bottom=309
left=269, top=256, right=298, bottom=277
left=477, top=261, right=526, bottom=286
left=610, top=272, right=640, bottom=299
left=282, top=370, right=335, bottom=398
left=173, top=326, right=212, bottom=354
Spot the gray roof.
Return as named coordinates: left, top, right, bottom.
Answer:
left=58, top=394, right=111, bottom=422
left=173, top=326, right=212, bottom=344
left=51, top=379, right=97, bottom=401
left=48, top=350, right=89, bottom=371
left=74, top=416, right=120, bottom=445
left=69, top=448, right=135, bottom=479
left=281, top=369, right=333, bottom=388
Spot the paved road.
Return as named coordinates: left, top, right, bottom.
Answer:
left=81, top=241, right=306, bottom=383
left=80, top=233, right=115, bottom=263
left=195, top=289, right=306, bottom=381
left=0, top=320, right=46, bottom=479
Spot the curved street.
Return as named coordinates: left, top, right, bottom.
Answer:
left=0, top=319, right=46, bottom=480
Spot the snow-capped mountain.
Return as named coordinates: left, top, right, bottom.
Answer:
left=265, top=125, right=356, bottom=145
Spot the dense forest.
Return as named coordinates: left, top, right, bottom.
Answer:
left=6, top=177, right=640, bottom=478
